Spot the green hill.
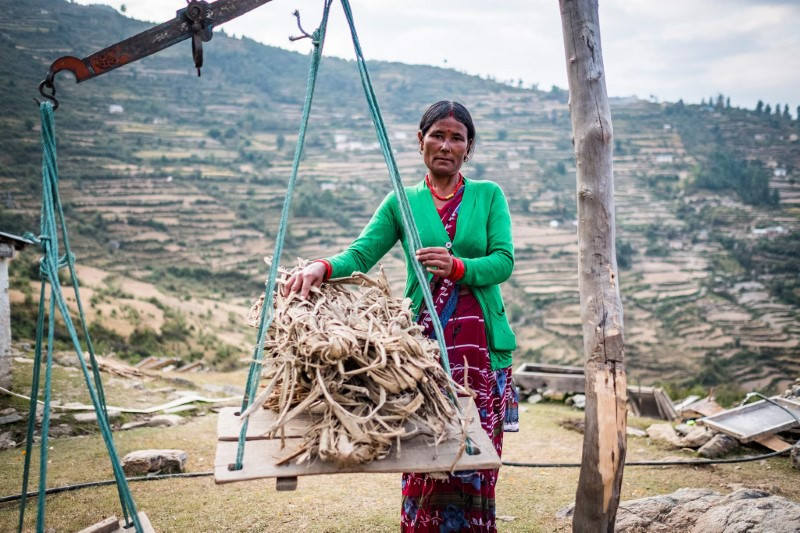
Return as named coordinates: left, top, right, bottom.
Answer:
left=2, top=0, right=799, bottom=395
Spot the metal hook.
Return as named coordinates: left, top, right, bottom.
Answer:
left=36, top=79, right=59, bottom=110
left=288, top=10, right=315, bottom=42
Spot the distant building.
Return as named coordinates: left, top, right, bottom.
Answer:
left=655, top=154, right=674, bottom=164
left=752, top=226, right=787, bottom=237
left=109, top=104, right=124, bottom=114
left=773, top=168, right=787, bottom=177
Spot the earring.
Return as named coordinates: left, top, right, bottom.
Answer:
left=464, top=156, right=469, bottom=162
left=419, top=148, right=423, bottom=154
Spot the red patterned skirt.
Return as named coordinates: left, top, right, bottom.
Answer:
left=401, top=290, right=513, bottom=532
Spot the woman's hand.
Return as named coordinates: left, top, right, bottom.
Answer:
left=415, top=247, right=453, bottom=277
left=282, top=261, right=327, bottom=299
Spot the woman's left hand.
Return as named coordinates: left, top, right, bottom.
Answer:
left=416, top=247, right=453, bottom=277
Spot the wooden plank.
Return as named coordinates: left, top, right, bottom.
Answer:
left=78, top=512, right=155, bottom=533
left=515, top=362, right=585, bottom=375
left=214, top=397, right=501, bottom=484
left=217, top=406, right=310, bottom=440
left=699, top=397, right=800, bottom=442
left=77, top=516, right=118, bottom=533
left=754, top=434, right=792, bottom=452
left=512, top=371, right=586, bottom=394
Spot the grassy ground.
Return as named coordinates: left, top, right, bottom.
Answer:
left=1, top=396, right=797, bottom=532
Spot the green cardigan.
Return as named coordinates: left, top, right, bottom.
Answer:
left=325, top=177, right=516, bottom=370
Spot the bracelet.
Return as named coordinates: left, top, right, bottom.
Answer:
left=313, top=259, right=332, bottom=281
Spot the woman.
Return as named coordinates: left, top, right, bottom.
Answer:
left=284, top=100, right=517, bottom=532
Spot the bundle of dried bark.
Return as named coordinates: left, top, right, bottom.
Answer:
left=242, top=261, right=467, bottom=468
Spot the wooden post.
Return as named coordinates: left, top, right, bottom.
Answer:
left=0, top=243, right=13, bottom=390
left=557, top=1, right=627, bottom=532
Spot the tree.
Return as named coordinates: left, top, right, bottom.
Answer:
left=558, top=1, right=627, bottom=531
left=756, top=100, right=764, bottom=114
left=726, top=97, right=731, bottom=109
left=765, top=104, right=772, bottom=115
left=775, top=103, right=781, bottom=116
left=783, top=104, right=790, bottom=120
left=715, top=94, right=724, bottom=109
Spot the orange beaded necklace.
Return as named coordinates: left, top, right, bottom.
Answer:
left=426, top=174, right=463, bottom=201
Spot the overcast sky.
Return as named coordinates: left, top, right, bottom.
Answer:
left=76, top=0, right=800, bottom=113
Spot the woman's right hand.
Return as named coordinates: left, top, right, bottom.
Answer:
left=282, top=261, right=327, bottom=299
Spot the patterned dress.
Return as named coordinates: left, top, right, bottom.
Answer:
left=401, top=186, right=517, bottom=532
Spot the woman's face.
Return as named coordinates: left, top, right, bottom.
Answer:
left=418, top=117, right=472, bottom=180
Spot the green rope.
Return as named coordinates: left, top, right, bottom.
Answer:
left=17, top=102, right=142, bottom=533
left=338, top=0, right=451, bottom=372
left=234, top=0, right=333, bottom=470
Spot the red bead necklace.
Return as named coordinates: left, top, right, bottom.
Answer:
left=426, top=174, right=463, bottom=201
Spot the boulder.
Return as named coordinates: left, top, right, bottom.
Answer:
left=526, top=393, right=543, bottom=405
left=613, top=488, right=800, bottom=533
left=121, top=414, right=186, bottom=430
left=0, top=431, right=17, bottom=450
left=791, top=443, right=800, bottom=470
left=697, top=434, right=739, bottom=458
left=122, top=449, right=187, bottom=476
left=570, top=394, right=586, bottom=409
left=73, top=410, right=121, bottom=423
left=542, top=389, right=566, bottom=402
left=646, top=423, right=682, bottom=448
left=678, top=426, right=715, bottom=449
left=0, top=412, right=22, bottom=426
left=49, top=424, right=76, bottom=438
left=626, top=426, right=647, bottom=438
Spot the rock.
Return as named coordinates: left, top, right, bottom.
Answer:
left=148, top=414, right=186, bottom=427
left=0, top=412, right=22, bottom=425
left=555, top=503, right=574, bottom=520
left=611, top=488, right=800, bottom=533
left=678, top=426, right=715, bottom=449
left=542, top=389, right=566, bottom=402
left=122, top=449, right=187, bottom=476
left=698, top=434, right=739, bottom=458
left=120, top=414, right=186, bottom=431
left=0, top=407, right=17, bottom=416
left=559, top=418, right=585, bottom=434
left=496, top=515, right=516, bottom=522
left=674, top=423, right=693, bottom=436
left=570, top=394, right=586, bottom=409
left=0, top=431, right=17, bottom=450
left=526, top=393, right=543, bottom=404
left=626, top=426, right=647, bottom=438
left=646, top=423, right=682, bottom=448
left=73, top=410, right=121, bottom=423
left=791, top=443, right=800, bottom=470
left=49, top=424, right=76, bottom=438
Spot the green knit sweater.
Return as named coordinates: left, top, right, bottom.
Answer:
left=325, top=177, right=516, bottom=370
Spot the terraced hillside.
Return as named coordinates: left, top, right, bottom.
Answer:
left=2, top=0, right=799, bottom=392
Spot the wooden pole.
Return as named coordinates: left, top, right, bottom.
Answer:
left=557, top=1, right=627, bottom=531
left=0, top=243, right=13, bottom=390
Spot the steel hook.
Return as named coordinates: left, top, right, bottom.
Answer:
left=36, top=79, right=59, bottom=110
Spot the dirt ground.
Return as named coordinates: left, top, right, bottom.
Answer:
left=1, top=391, right=797, bottom=532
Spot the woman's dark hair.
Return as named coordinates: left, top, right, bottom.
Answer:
left=419, top=101, right=476, bottom=154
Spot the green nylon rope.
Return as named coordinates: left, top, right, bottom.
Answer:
left=234, top=0, right=334, bottom=469
left=17, top=102, right=143, bottom=533
left=235, top=0, right=468, bottom=469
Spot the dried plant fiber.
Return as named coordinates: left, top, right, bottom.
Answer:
left=243, top=260, right=469, bottom=468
